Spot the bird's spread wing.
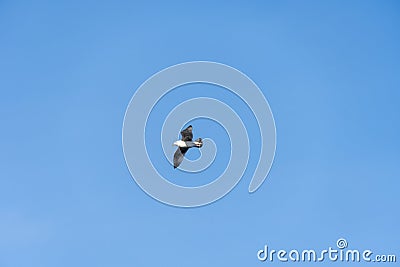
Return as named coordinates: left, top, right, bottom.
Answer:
left=180, top=125, right=193, bottom=141
left=173, top=147, right=189, bottom=168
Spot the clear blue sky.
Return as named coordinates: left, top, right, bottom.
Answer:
left=1, top=1, right=399, bottom=266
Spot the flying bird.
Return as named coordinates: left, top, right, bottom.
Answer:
left=173, top=125, right=203, bottom=169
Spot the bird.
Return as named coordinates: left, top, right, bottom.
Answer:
left=173, top=125, right=203, bottom=169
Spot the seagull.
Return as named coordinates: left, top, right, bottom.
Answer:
left=173, top=125, right=203, bottom=169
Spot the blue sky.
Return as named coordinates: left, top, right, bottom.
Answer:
left=1, top=1, right=399, bottom=266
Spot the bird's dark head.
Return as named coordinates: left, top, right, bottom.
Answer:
left=194, top=138, right=203, bottom=148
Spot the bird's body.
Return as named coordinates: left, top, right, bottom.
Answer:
left=173, top=140, right=203, bottom=148
left=173, top=125, right=203, bottom=169
left=173, top=140, right=187, bottom=147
